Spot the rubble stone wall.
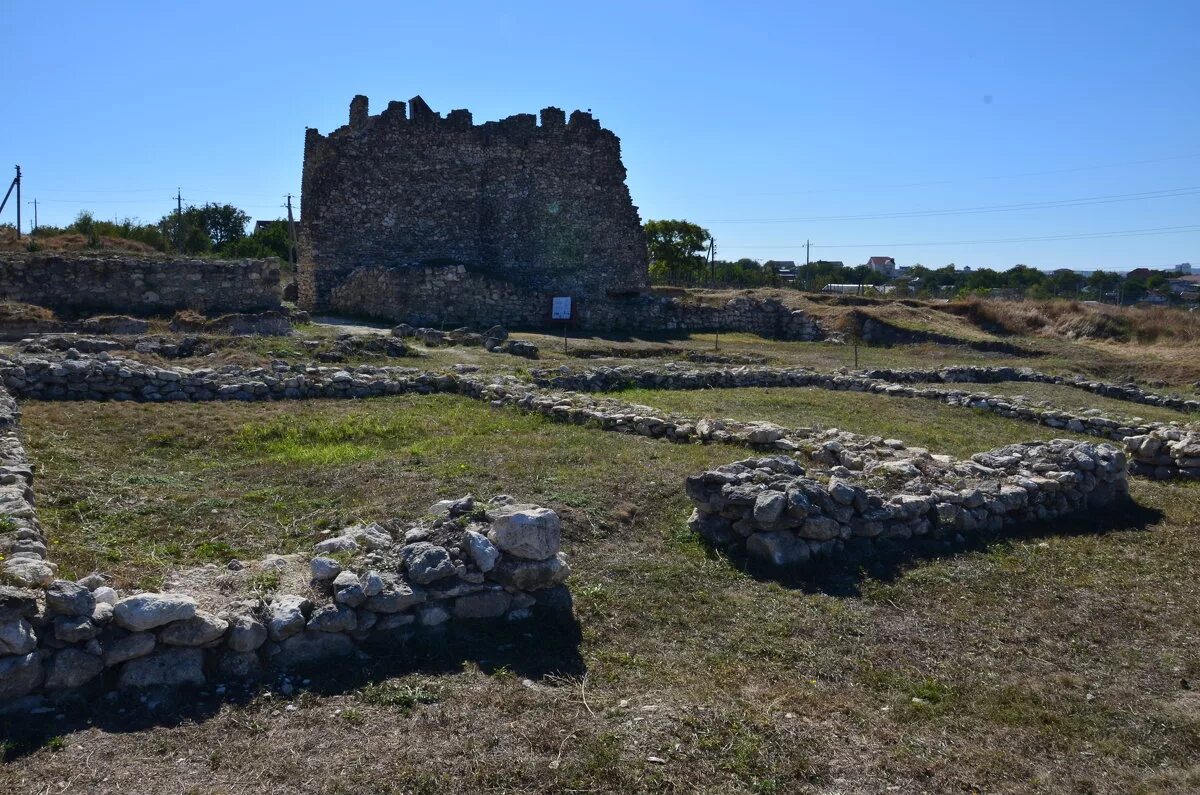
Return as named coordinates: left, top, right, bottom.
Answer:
left=299, top=95, right=648, bottom=313
left=0, top=370, right=571, bottom=709
left=1125, top=429, right=1200, bottom=480
left=686, top=441, right=1129, bottom=568
left=532, top=364, right=1197, bottom=446
left=0, top=254, right=282, bottom=316
left=330, top=264, right=825, bottom=339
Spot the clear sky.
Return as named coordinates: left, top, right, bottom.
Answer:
left=2, top=1, right=1197, bottom=270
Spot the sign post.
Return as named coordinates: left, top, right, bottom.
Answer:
left=551, top=296, right=572, bottom=353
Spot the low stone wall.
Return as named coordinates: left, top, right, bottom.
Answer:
left=1125, top=430, right=1200, bottom=480
left=0, top=253, right=283, bottom=316
left=531, top=364, right=1197, bottom=448
left=685, top=440, right=1129, bottom=568
left=858, top=366, right=1200, bottom=414
left=1, top=489, right=570, bottom=709
left=330, top=264, right=824, bottom=340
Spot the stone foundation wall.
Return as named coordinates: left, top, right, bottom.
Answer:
left=685, top=441, right=1129, bottom=568
left=1125, top=429, right=1200, bottom=480
left=532, top=364, right=1198, bottom=447
left=0, top=253, right=282, bottom=316
left=330, top=264, right=824, bottom=339
left=0, top=368, right=572, bottom=709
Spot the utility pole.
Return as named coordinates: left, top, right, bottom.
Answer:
left=284, top=194, right=299, bottom=267
left=27, top=198, right=37, bottom=233
left=805, top=239, right=811, bottom=266
left=175, top=188, right=183, bottom=217
left=707, top=235, right=715, bottom=286
left=0, top=166, right=20, bottom=230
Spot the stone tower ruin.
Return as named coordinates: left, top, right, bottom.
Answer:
left=297, top=95, right=649, bottom=319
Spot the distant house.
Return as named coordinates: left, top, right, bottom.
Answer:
left=864, top=256, right=896, bottom=277
left=1174, top=262, right=1193, bottom=274
left=764, top=260, right=796, bottom=270
left=1167, top=275, right=1200, bottom=295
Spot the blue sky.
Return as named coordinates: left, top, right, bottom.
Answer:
left=2, top=1, right=1197, bottom=270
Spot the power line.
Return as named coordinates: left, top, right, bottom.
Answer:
left=710, top=152, right=1200, bottom=198
left=699, top=186, right=1200, bottom=224
left=725, top=224, right=1200, bottom=250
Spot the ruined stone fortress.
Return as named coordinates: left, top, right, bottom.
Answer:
left=298, top=95, right=649, bottom=325
left=296, top=94, right=823, bottom=338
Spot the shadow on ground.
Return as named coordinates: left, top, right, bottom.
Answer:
left=0, top=608, right=584, bottom=758
left=713, top=496, right=1164, bottom=598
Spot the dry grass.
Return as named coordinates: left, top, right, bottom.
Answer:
left=0, top=227, right=157, bottom=253
left=943, top=296, right=1200, bottom=345
left=4, top=390, right=1200, bottom=792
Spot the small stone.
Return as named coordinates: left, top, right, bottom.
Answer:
left=746, top=531, right=810, bottom=566
left=312, top=535, right=358, bottom=555
left=488, top=506, right=561, bottom=560
left=45, top=579, right=95, bottom=617
left=309, top=557, right=342, bottom=581
left=92, top=586, right=118, bottom=606
left=463, top=530, right=500, bottom=572
left=267, top=595, right=311, bottom=641
left=752, top=491, right=786, bottom=524
left=0, top=617, right=37, bottom=655
left=77, top=573, right=107, bottom=591
left=113, top=593, right=197, bottom=632
left=400, top=543, right=456, bottom=584
left=334, top=583, right=366, bottom=608
left=0, top=652, right=44, bottom=700
left=158, top=611, right=229, bottom=646
left=416, top=603, right=451, bottom=627
left=45, top=648, right=104, bottom=690
left=307, top=604, right=357, bottom=633
left=54, top=614, right=99, bottom=643
left=103, top=632, right=157, bottom=667
left=362, top=571, right=385, bottom=597
left=1, top=558, right=55, bottom=588
left=225, top=613, right=268, bottom=652
left=490, top=554, right=571, bottom=591
left=118, top=648, right=205, bottom=689
left=365, top=582, right=426, bottom=613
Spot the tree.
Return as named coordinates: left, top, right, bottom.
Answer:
left=644, top=219, right=711, bottom=284
left=158, top=202, right=251, bottom=254
left=223, top=221, right=293, bottom=262
left=198, top=203, right=251, bottom=249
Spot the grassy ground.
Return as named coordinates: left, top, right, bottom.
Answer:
left=6, top=390, right=1200, bottom=793
left=620, top=386, right=1094, bottom=458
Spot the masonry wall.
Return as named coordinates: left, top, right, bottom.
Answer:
left=298, top=95, right=649, bottom=313
left=0, top=254, right=282, bottom=316
left=330, top=264, right=825, bottom=339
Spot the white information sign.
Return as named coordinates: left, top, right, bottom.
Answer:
left=551, top=296, right=572, bottom=320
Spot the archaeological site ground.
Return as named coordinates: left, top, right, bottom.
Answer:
left=0, top=97, right=1198, bottom=794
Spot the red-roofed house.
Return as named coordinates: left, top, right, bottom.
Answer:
left=865, top=256, right=896, bottom=277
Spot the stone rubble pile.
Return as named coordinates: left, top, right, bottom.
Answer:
left=1124, top=429, right=1200, bottom=480
left=392, top=323, right=539, bottom=358
left=0, top=491, right=570, bottom=709
left=685, top=439, right=1129, bottom=568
